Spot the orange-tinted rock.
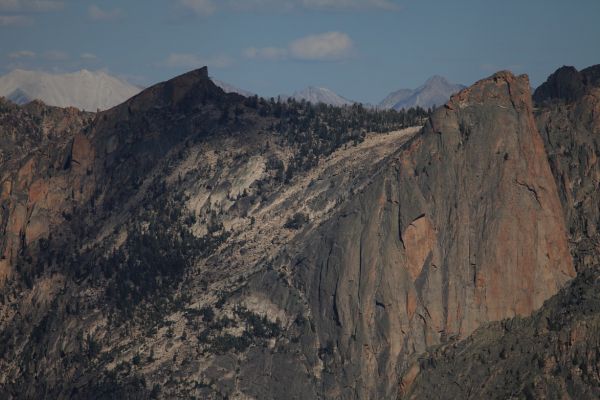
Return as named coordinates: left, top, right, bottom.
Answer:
left=28, top=179, right=48, bottom=204
left=17, top=158, right=35, bottom=191
left=402, top=215, right=436, bottom=281
left=1, top=180, right=11, bottom=200
left=71, top=133, right=94, bottom=171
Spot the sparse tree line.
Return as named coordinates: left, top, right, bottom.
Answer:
left=245, top=96, right=429, bottom=175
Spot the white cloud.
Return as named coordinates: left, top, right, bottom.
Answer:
left=8, top=49, right=35, bottom=58
left=0, top=0, right=63, bottom=12
left=244, top=31, right=354, bottom=62
left=164, top=53, right=233, bottom=69
left=0, top=14, right=32, bottom=25
left=289, top=31, right=353, bottom=61
left=88, top=5, right=123, bottom=21
left=178, top=0, right=215, bottom=16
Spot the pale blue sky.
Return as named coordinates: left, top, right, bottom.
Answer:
left=1, top=0, right=599, bottom=103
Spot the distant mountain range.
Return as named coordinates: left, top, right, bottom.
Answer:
left=379, top=75, right=465, bottom=110
left=0, top=69, right=141, bottom=111
left=281, top=77, right=464, bottom=110
left=0, top=69, right=463, bottom=112
left=280, top=86, right=356, bottom=107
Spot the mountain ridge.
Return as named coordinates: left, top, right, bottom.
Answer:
left=379, top=75, right=465, bottom=110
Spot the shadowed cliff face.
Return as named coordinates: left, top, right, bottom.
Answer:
left=535, top=65, right=600, bottom=271
left=243, top=71, right=574, bottom=399
left=534, top=64, right=600, bottom=105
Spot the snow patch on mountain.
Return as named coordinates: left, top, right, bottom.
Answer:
left=0, top=69, right=141, bottom=111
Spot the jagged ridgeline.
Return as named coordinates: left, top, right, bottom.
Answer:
left=0, top=64, right=599, bottom=400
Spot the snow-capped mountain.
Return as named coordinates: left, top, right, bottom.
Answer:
left=282, top=86, right=356, bottom=107
left=212, top=79, right=255, bottom=97
left=379, top=76, right=465, bottom=110
left=0, top=69, right=141, bottom=111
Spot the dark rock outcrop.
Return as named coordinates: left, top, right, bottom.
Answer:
left=536, top=64, right=600, bottom=270
left=533, top=64, right=600, bottom=104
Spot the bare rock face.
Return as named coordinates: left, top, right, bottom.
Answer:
left=261, top=71, right=575, bottom=399
left=388, top=64, right=600, bottom=400
left=0, top=99, right=92, bottom=281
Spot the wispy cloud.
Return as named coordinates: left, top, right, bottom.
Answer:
left=8, top=49, right=35, bottom=59
left=0, top=0, right=63, bottom=28
left=0, top=0, right=64, bottom=12
left=244, top=31, right=355, bottom=62
left=88, top=4, right=124, bottom=21
left=0, top=14, right=32, bottom=25
left=289, top=31, right=354, bottom=60
left=163, top=53, right=233, bottom=69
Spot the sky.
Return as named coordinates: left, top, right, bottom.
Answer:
left=1, top=0, right=599, bottom=104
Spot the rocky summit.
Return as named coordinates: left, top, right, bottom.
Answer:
left=0, top=64, right=599, bottom=400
